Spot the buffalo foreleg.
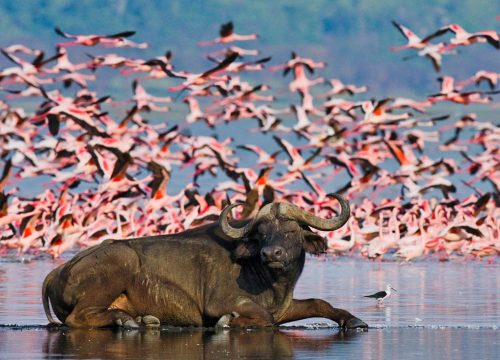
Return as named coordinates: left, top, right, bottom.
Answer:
left=276, top=298, right=367, bottom=329
left=217, top=298, right=274, bottom=328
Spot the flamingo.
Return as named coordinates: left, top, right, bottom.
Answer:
left=319, top=78, right=368, bottom=97
left=237, top=144, right=280, bottom=168
left=54, top=27, right=136, bottom=47
left=131, top=80, right=171, bottom=112
left=207, top=55, right=272, bottom=74
left=182, top=96, right=217, bottom=127
left=198, top=21, right=258, bottom=46
left=396, top=235, right=426, bottom=261
left=86, top=53, right=141, bottom=70
left=391, top=20, right=431, bottom=51
left=2, top=44, right=42, bottom=56
left=0, top=49, right=58, bottom=85
left=163, top=52, right=238, bottom=92
left=354, top=99, right=413, bottom=128
left=422, top=23, right=499, bottom=50
left=429, top=76, right=499, bottom=104
left=328, top=219, right=358, bottom=253
left=206, top=46, right=259, bottom=58
left=54, top=72, right=96, bottom=89
left=30, top=89, right=109, bottom=136
left=45, top=47, right=89, bottom=74
left=402, top=42, right=456, bottom=72
left=457, top=70, right=500, bottom=90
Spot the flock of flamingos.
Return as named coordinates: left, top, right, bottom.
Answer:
left=0, top=20, right=498, bottom=261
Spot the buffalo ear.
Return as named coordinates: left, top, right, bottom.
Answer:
left=232, top=241, right=260, bottom=259
left=303, top=229, right=327, bottom=255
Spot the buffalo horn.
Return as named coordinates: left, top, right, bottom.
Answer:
left=219, top=202, right=274, bottom=239
left=219, top=203, right=255, bottom=239
left=277, top=193, right=350, bottom=231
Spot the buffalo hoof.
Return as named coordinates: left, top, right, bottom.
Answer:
left=142, top=315, right=161, bottom=327
left=116, top=318, right=140, bottom=329
left=215, top=312, right=240, bottom=330
left=345, top=317, right=368, bottom=329
left=136, top=315, right=161, bottom=327
left=124, top=319, right=140, bottom=329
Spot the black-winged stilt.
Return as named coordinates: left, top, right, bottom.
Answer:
left=364, top=284, right=397, bottom=303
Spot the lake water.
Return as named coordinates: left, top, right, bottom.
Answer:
left=0, top=255, right=499, bottom=359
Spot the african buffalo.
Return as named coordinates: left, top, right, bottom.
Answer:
left=42, top=194, right=367, bottom=329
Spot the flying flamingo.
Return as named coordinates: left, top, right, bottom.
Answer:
left=422, top=23, right=499, bottom=50
left=429, top=76, right=499, bottom=104
left=131, top=80, right=171, bottom=112
left=353, top=99, right=413, bottom=128
left=0, top=49, right=60, bottom=85
left=45, top=47, right=89, bottom=74
left=391, top=20, right=431, bottom=51
left=182, top=96, right=217, bottom=127
left=54, top=27, right=136, bottom=47
left=198, top=21, right=258, bottom=46
left=319, top=78, right=368, bottom=97
left=207, top=55, right=272, bottom=73
left=163, top=52, right=238, bottom=92
left=402, top=42, right=456, bottom=72
left=86, top=53, right=142, bottom=70
left=2, top=44, right=42, bottom=56
left=457, top=70, right=500, bottom=90
left=206, top=46, right=259, bottom=58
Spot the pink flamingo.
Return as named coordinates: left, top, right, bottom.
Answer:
left=402, top=42, right=455, bottom=72
left=457, top=70, right=500, bottom=90
left=131, top=80, right=171, bottom=112
left=391, top=20, right=431, bottom=51
left=54, top=27, right=136, bottom=47
left=198, top=21, right=258, bottom=46
left=422, top=23, right=499, bottom=50
left=206, top=46, right=259, bottom=58
left=164, top=52, right=238, bottom=92
left=319, top=78, right=368, bottom=97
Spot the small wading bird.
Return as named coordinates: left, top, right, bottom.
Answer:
left=364, top=284, right=397, bottom=304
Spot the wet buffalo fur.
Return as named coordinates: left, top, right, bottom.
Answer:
left=43, top=214, right=367, bottom=329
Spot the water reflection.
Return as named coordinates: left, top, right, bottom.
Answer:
left=1, top=327, right=498, bottom=360
left=41, top=327, right=360, bottom=360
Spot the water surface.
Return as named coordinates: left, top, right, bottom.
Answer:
left=0, top=255, right=498, bottom=359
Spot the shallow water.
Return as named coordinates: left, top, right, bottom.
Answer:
left=1, top=327, right=499, bottom=360
left=0, top=255, right=499, bottom=359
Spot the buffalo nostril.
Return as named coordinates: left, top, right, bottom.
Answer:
left=261, top=248, right=272, bottom=259
left=261, top=246, right=285, bottom=261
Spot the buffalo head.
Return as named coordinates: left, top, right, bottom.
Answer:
left=219, top=194, right=350, bottom=270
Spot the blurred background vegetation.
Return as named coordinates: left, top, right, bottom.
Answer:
left=0, top=0, right=498, bottom=96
